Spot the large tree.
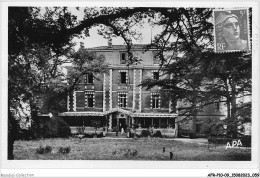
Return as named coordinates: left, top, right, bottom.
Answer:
left=8, top=6, right=134, bottom=159
left=141, top=8, right=252, bottom=137
left=9, top=6, right=171, bottom=159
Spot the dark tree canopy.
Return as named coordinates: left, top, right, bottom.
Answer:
left=140, top=8, right=251, bottom=137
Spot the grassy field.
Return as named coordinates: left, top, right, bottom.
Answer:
left=13, top=137, right=251, bottom=160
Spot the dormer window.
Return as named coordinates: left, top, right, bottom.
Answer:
left=153, top=72, right=159, bottom=80
left=86, top=74, right=94, bottom=84
left=153, top=51, right=161, bottom=64
left=120, top=52, right=127, bottom=64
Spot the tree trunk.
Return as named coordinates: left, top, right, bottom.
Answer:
left=8, top=109, right=17, bottom=160
left=226, top=100, right=231, bottom=118
left=224, top=78, right=231, bottom=118
left=192, top=114, right=197, bottom=136
left=191, top=102, right=197, bottom=138
left=8, top=135, right=15, bottom=160
left=230, top=79, right=238, bottom=138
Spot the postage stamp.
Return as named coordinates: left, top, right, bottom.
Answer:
left=213, top=8, right=250, bottom=53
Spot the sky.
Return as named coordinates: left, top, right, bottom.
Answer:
left=69, top=7, right=162, bottom=50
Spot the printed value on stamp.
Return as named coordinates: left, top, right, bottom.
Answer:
left=213, top=8, right=250, bottom=53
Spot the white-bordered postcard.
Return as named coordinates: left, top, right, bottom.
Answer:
left=1, top=1, right=259, bottom=178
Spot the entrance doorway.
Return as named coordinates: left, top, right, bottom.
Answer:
left=119, top=118, right=126, bottom=132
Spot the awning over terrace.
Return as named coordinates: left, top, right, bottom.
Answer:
left=59, top=109, right=178, bottom=118
left=59, top=112, right=105, bottom=117
left=132, top=113, right=178, bottom=118
left=104, top=108, right=132, bottom=115
left=59, top=108, right=132, bottom=117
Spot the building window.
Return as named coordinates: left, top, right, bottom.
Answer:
left=120, top=72, right=127, bottom=84
left=120, top=53, right=127, bottom=64
left=153, top=51, right=161, bottom=64
left=153, top=72, right=159, bottom=80
left=118, top=93, right=127, bottom=108
left=86, top=74, right=94, bottom=84
left=151, top=94, right=160, bottom=109
left=86, top=92, right=95, bottom=108
left=76, top=92, right=85, bottom=108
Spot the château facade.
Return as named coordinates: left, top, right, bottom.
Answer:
left=59, top=43, right=227, bottom=136
left=60, top=44, right=178, bottom=132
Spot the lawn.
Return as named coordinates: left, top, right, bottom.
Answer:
left=13, top=137, right=251, bottom=160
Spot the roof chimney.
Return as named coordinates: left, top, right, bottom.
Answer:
left=80, top=42, right=84, bottom=48
left=108, top=38, right=112, bottom=48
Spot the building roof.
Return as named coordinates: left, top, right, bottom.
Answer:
left=86, top=44, right=156, bottom=51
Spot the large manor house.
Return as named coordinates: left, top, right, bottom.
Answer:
left=58, top=42, right=226, bottom=136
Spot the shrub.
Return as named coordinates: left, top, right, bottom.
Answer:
left=208, top=137, right=233, bottom=145
left=196, top=133, right=207, bottom=138
left=18, top=128, right=35, bottom=140
left=124, top=149, right=138, bottom=158
left=189, top=133, right=196, bottom=139
left=93, top=132, right=103, bottom=138
left=76, top=126, right=85, bottom=134
left=85, top=133, right=93, bottom=138
left=36, top=147, right=45, bottom=154
left=112, top=148, right=138, bottom=158
left=240, top=136, right=251, bottom=147
left=132, top=149, right=138, bottom=157
left=58, top=146, right=71, bottom=154
left=112, top=150, right=117, bottom=155
left=36, top=145, right=52, bottom=154
left=44, top=146, right=52, bottom=153
left=153, top=130, right=162, bottom=138
left=208, top=136, right=251, bottom=147
left=141, top=130, right=150, bottom=137
left=38, top=116, right=71, bottom=138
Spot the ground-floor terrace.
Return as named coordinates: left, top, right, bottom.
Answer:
left=59, top=108, right=179, bottom=137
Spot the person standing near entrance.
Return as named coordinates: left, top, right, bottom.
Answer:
left=116, top=125, right=119, bottom=136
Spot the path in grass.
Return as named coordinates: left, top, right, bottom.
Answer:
left=13, top=138, right=251, bottom=160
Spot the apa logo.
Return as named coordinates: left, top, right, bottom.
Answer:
left=226, top=139, right=243, bottom=149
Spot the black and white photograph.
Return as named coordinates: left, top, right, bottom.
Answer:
left=1, top=1, right=259, bottom=178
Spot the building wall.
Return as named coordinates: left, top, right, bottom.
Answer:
left=68, top=48, right=172, bottom=114
left=68, top=71, right=105, bottom=112
left=96, top=50, right=153, bottom=66
left=68, top=47, right=227, bottom=121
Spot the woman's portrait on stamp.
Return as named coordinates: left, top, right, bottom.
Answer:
left=214, top=9, right=249, bottom=52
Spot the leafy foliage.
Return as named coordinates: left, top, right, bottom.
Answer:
left=141, top=130, right=150, bottom=137
left=140, top=8, right=252, bottom=137
left=58, top=146, right=71, bottom=154
left=152, top=130, right=163, bottom=138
